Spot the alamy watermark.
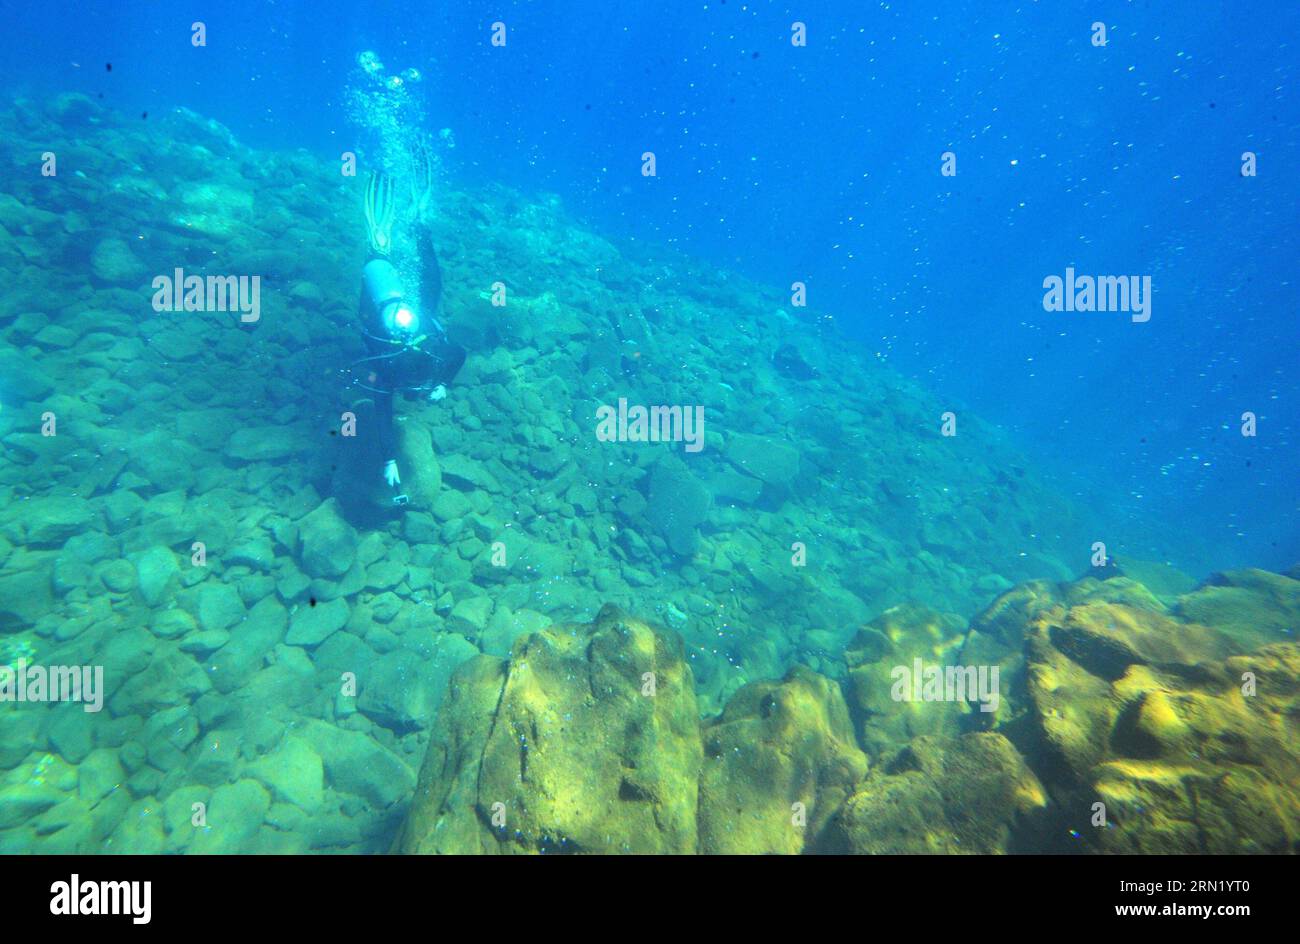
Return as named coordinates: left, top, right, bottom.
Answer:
left=1042, top=267, right=1151, bottom=323
left=50, top=874, right=151, bottom=924
left=152, top=268, right=261, bottom=323
left=891, top=658, right=1000, bottom=713
left=596, top=397, right=705, bottom=452
left=0, top=660, right=104, bottom=712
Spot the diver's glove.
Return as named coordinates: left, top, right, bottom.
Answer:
left=384, top=459, right=401, bottom=488
left=428, top=384, right=447, bottom=402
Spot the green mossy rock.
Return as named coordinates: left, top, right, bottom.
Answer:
left=645, top=456, right=711, bottom=557
left=396, top=418, right=442, bottom=509
left=697, top=665, right=868, bottom=854
left=723, top=432, right=800, bottom=486
left=821, top=733, right=1047, bottom=854
left=1003, top=568, right=1300, bottom=853
left=247, top=734, right=325, bottom=815
left=135, top=547, right=179, bottom=606
left=843, top=604, right=970, bottom=756
left=1175, top=568, right=1300, bottom=651
left=89, top=237, right=146, bottom=285
left=296, top=498, right=357, bottom=579
left=397, top=605, right=702, bottom=854
left=187, top=780, right=271, bottom=854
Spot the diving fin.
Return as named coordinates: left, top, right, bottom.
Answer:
left=411, top=138, right=435, bottom=222
left=364, top=171, right=397, bottom=255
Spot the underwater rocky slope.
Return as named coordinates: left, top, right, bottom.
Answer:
left=0, top=94, right=1291, bottom=853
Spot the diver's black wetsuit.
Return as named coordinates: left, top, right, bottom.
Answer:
left=352, top=232, right=466, bottom=464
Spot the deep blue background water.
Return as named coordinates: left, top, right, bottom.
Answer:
left=5, top=0, right=1297, bottom=574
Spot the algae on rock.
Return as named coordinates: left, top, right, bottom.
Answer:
left=396, top=605, right=702, bottom=854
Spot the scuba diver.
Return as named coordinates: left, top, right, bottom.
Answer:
left=348, top=147, right=466, bottom=505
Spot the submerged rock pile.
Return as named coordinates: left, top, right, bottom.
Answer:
left=397, top=566, right=1300, bottom=854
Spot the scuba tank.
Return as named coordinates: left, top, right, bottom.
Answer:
left=362, top=258, right=421, bottom=337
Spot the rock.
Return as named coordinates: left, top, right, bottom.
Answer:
left=449, top=596, right=493, bottom=636
left=97, top=559, right=136, bottom=593
left=109, top=650, right=211, bottom=718
left=248, top=735, right=325, bottom=815
left=0, top=711, right=41, bottom=768
left=0, top=348, right=54, bottom=400
left=78, top=749, right=126, bottom=807
left=179, top=629, right=231, bottom=656
left=135, top=547, right=180, bottom=605
left=369, top=591, right=403, bottom=623
left=296, top=499, right=357, bottom=579
left=0, top=568, right=54, bottom=628
left=1175, top=568, right=1300, bottom=650
left=197, top=582, right=246, bottom=632
left=299, top=720, right=415, bottom=810
left=285, top=598, right=348, bottom=647
left=1003, top=568, right=1300, bottom=853
left=1048, top=600, right=1234, bottom=681
left=431, top=489, right=472, bottom=523
left=480, top=607, right=551, bottom=658
left=364, top=557, right=406, bottom=592
left=822, top=733, right=1047, bottom=854
left=189, top=729, right=242, bottom=786
left=842, top=604, right=970, bottom=756
left=225, top=426, right=311, bottom=463
left=512, top=538, right=568, bottom=580
left=1084, top=646, right=1300, bottom=853
left=151, top=331, right=203, bottom=361
left=104, top=490, right=145, bottom=531
left=357, top=649, right=440, bottom=733
left=697, top=665, right=868, bottom=854
left=396, top=419, right=442, bottom=508
left=22, top=496, right=96, bottom=546
left=565, top=483, right=597, bottom=513
left=402, top=511, right=440, bottom=545
left=1110, top=558, right=1198, bottom=601
left=109, top=798, right=166, bottom=853
left=288, top=281, right=323, bottom=302
left=89, top=237, right=146, bottom=284
left=396, top=605, right=702, bottom=854
left=188, top=780, right=272, bottom=854
left=0, top=782, right=67, bottom=830
left=51, top=556, right=92, bottom=596
left=645, top=456, right=711, bottom=556
left=705, top=466, right=763, bottom=506
left=723, top=432, right=800, bottom=486
left=143, top=705, right=199, bottom=771
left=227, top=538, right=275, bottom=571
left=150, top=608, right=196, bottom=639
left=975, top=572, right=1013, bottom=595
left=441, top=454, right=499, bottom=492
left=30, top=324, right=74, bottom=349
left=46, top=706, right=95, bottom=764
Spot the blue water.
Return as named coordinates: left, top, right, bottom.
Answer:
left=8, top=0, right=1296, bottom=573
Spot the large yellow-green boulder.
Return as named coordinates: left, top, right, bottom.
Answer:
left=697, top=665, right=868, bottom=854
left=396, top=605, right=702, bottom=854
left=1175, top=568, right=1300, bottom=651
left=1005, top=566, right=1300, bottom=854
left=843, top=604, right=969, bottom=755
left=821, top=733, right=1048, bottom=854
left=392, top=655, right=507, bottom=854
